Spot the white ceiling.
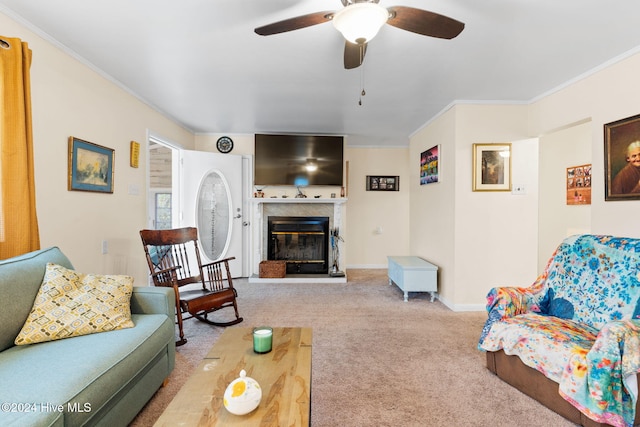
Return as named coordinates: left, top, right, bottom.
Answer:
left=2, top=0, right=640, bottom=147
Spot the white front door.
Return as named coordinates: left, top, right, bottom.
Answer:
left=178, top=149, right=245, bottom=277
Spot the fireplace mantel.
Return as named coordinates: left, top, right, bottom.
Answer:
left=251, top=198, right=347, bottom=205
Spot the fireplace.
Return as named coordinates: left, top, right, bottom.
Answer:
left=268, top=216, right=329, bottom=274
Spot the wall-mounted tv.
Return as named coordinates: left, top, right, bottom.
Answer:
left=254, top=134, right=344, bottom=186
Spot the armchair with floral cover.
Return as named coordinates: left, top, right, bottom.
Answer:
left=478, top=235, right=640, bottom=427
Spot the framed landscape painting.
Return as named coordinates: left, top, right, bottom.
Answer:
left=68, top=136, right=114, bottom=193
left=472, top=143, right=511, bottom=192
left=604, top=113, right=640, bottom=201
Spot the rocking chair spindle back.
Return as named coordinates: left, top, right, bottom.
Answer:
left=140, top=227, right=243, bottom=346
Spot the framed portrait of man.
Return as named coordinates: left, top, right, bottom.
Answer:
left=604, top=114, right=640, bottom=201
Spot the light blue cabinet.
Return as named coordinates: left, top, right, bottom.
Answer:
left=387, top=256, right=438, bottom=302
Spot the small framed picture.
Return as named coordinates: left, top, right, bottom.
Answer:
left=420, top=145, right=440, bottom=185
left=130, top=140, right=140, bottom=168
left=366, top=175, right=399, bottom=191
left=566, top=164, right=591, bottom=205
left=604, top=113, right=640, bottom=200
left=68, top=136, right=114, bottom=193
left=472, top=143, right=512, bottom=192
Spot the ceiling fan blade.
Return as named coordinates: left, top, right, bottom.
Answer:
left=255, top=11, right=334, bottom=36
left=387, top=6, right=464, bottom=39
left=344, top=41, right=367, bottom=69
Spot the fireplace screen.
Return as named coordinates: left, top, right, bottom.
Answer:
left=268, top=216, right=329, bottom=274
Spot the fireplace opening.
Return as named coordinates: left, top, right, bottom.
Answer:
left=268, top=216, right=329, bottom=274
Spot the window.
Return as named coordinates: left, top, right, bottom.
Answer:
left=155, top=193, right=172, bottom=230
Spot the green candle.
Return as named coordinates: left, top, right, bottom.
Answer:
left=253, top=327, right=273, bottom=354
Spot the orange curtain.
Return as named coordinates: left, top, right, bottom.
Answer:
left=0, top=36, right=40, bottom=258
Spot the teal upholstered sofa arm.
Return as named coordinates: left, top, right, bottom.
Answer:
left=130, top=286, right=174, bottom=318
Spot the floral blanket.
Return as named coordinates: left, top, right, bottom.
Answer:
left=478, top=235, right=640, bottom=427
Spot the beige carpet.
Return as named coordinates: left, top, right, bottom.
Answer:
left=130, top=269, right=574, bottom=427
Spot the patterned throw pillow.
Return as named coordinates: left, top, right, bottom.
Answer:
left=15, top=263, right=134, bottom=345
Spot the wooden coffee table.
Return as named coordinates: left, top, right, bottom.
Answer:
left=154, top=327, right=312, bottom=426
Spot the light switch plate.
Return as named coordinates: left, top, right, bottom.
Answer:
left=512, top=185, right=526, bottom=195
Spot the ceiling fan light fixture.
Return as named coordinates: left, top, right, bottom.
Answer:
left=332, top=3, right=389, bottom=44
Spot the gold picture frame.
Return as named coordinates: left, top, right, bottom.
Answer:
left=472, top=143, right=512, bottom=191
left=604, top=113, right=640, bottom=200
left=68, top=136, right=114, bottom=193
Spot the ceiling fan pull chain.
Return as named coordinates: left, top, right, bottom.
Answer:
left=358, top=70, right=365, bottom=105
left=359, top=45, right=366, bottom=106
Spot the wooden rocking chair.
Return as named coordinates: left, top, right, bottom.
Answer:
left=140, top=227, right=243, bottom=346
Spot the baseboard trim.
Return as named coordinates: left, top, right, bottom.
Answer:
left=248, top=274, right=347, bottom=284
left=346, top=264, right=387, bottom=269
left=438, top=295, right=485, bottom=312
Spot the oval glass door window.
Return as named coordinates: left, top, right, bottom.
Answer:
left=196, top=170, right=231, bottom=261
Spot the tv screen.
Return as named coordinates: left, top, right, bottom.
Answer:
left=254, top=134, right=344, bottom=186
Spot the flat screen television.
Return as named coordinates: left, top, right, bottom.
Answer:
left=254, top=134, right=344, bottom=186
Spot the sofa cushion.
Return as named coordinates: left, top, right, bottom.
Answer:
left=15, top=263, right=134, bottom=345
left=0, top=313, right=173, bottom=426
left=0, top=247, right=73, bottom=352
left=481, top=312, right=599, bottom=383
left=543, top=235, right=640, bottom=330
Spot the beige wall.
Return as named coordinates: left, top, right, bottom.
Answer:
left=530, top=53, right=640, bottom=238
left=344, top=147, right=410, bottom=267
left=453, top=106, right=539, bottom=308
left=538, top=121, right=592, bottom=271
left=411, top=51, right=640, bottom=310
left=2, top=13, right=195, bottom=286
left=196, top=133, right=255, bottom=156
left=409, top=109, right=457, bottom=303
left=410, top=105, right=539, bottom=310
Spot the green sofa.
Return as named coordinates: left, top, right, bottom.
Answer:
left=0, top=247, right=175, bottom=426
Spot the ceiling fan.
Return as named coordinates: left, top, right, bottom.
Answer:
left=254, top=0, right=465, bottom=69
